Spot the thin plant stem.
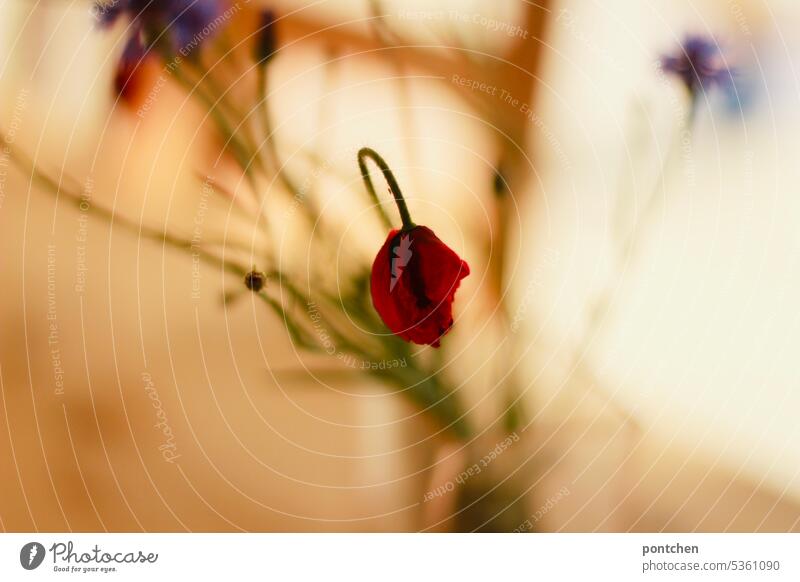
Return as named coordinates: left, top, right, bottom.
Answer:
left=571, top=107, right=694, bottom=424
left=13, top=146, right=245, bottom=278
left=169, top=63, right=267, bottom=219
left=357, top=147, right=413, bottom=230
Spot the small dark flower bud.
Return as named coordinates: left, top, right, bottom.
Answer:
left=254, top=10, right=277, bottom=66
left=244, top=270, right=267, bottom=292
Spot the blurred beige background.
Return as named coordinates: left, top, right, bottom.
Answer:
left=0, top=0, right=798, bottom=532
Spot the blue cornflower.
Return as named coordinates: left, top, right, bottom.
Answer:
left=96, top=0, right=226, bottom=100
left=660, top=35, right=733, bottom=97
left=98, top=1, right=226, bottom=47
left=98, top=0, right=226, bottom=64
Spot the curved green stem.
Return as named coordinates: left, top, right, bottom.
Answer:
left=358, top=147, right=415, bottom=230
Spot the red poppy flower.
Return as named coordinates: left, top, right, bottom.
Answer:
left=111, top=30, right=156, bottom=108
left=371, top=226, right=470, bottom=347
left=113, top=52, right=144, bottom=105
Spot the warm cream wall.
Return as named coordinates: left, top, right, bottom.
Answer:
left=520, top=0, right=800, bottom=515
left=2, top=0, right=798, bottom=533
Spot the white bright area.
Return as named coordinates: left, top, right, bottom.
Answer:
left=521, top=0, right=800, bottom=499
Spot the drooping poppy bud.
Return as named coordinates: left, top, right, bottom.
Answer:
left=370, top=226, right=469, bottom=347
left=359, top=147, right=470, bottom=347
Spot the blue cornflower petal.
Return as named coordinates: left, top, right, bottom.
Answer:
left=95, top=0, right=226, bottom=56
left=95, top=0, right=132, bottom=28
left=95, top=0, right=230, bottom=102
left=166, top=0, right=224, bottom=55
left=660, top=35, right=733, bottom=96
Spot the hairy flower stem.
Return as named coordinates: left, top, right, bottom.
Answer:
left=615, top=110, right=694, bottom=269
left=14, top=146, right=245, bottom=279
left=169, top=62, right=268, bottom=217
left=591, top=111, right=691, bottom=329
left=171, top=66, right=252, bottom=172
left=357, top=147, right=414, bottom=231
